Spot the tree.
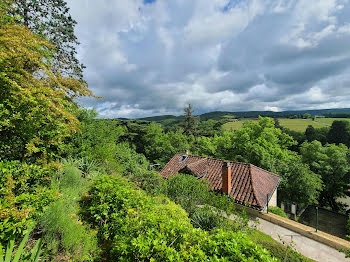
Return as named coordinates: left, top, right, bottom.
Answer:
left=300, top=141, right=350, bottom=211
left=182, top=104, right=199, bottom=136
left=327, top=120, right=350, bottom=147
left=11, top=0, right=84, bottom=78
left=302, top=113, right=312, bottom=119
left=194, top=117, right=323, bottom=206
left=305, top=125, right=316, bottom=142
left=142, top=123, right=190, bottom=165
left=0, top=9, right=93, bottom=161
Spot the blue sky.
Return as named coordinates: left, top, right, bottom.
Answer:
left=67, top=0, right=350, bottom=118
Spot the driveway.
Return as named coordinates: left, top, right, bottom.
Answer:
left=255, top=217, right=349, bottom=262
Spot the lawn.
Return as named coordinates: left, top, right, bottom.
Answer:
left=222, top=118, right=350, bottom=132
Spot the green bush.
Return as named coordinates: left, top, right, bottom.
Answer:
left=0, top=161, right=57, bottom=245
left=191, top=205, right=219, bottom=231
left=268, top=206, right=288, bottom=218
left=80, top=175, right=277, bottom=261
left=161, top=174, right=211, bottom=215
left=38, top=166, right=98, bottom=261
left=161, top=174, right=250, bottom=233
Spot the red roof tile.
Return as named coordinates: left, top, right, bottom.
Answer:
left=160, top=153, right=281, bottom=210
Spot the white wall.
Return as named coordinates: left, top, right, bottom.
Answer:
left=269, top=189, right=277, bottom=207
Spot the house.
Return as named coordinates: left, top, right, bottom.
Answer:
left=160, top=153, right=281, bottom=212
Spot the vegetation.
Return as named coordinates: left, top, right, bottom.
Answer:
left=11, top=0, right=85, bottom=78
left=80, top=175, right=276, bottom=261
left=248, top=230, right=314, bottom=262
left=1, top=0, right=349, bottom=260
left=268, top=207, right=288, bottom=219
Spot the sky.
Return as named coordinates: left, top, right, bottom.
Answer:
left=66, top=0, right=350, bottom=118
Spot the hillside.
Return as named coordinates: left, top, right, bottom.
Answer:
left=136, top=108, right=350, bottom=123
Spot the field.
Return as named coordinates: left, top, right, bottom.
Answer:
left=222, top=118, right=350, bottom=132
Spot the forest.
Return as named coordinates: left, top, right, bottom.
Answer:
left=0, top=0, right=350, bottom=261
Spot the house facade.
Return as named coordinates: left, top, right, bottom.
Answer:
left=160, top=153, right=281, bottom=212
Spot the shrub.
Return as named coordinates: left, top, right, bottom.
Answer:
left=38, top=166, right=98, bottom=261
left=80, top=175, right=277, bottom=261
left=161, top=174, right=250, bottom=232
left=0, top=161, right=57, bottom=245
left=161, top=174, right=212, bottom=215
left=268, top=206, right=288, bottom=218
left=191, top=205, right=219, bottom=231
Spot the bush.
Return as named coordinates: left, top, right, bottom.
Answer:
left=80, top=175, right=277, bottom=261
left=191, top=205, right=219, bottom=231
left=161, top=174, right=210, bottom=215
left=0, top=161, right=57, bottom=245
left=161, top=174, right=250, bottom=232
left=269, top=206, right=288, bottom=218
left=38, top=166, right=98, bottom=261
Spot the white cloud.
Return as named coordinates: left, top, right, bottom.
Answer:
left=67, top=0, right=350, bottom=118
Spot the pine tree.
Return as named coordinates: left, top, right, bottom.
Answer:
left=182, top=104, right=199, bottom=136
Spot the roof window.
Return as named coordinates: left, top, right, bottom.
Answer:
left=179, top=155, right=187, bottom=163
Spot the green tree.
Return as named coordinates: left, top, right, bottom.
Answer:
left=0, top=9, right=92, bottom=161
left=182, top=104, right=199, bottom=136
left=142, top=123, right=190, bottom=165
left=305, top=125, right=316, bottom=142
left=11, top=0, right=84, bottom=78
left=300, top=141, right=350, bottom=211
left=194, top=117, right=323, bottom=206
left=327, top=120, right=350, bottom=147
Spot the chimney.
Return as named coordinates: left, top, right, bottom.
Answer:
left=185, top=149, right=189, bottom=155
left=222, top=161, right=232, bottom=195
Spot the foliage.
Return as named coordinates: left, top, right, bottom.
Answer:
left=300, top=141, right=350, bottom=211
left=142, top=122, right=190, bottom=166
left=199, top=119, right=224, bottom=137
left=182, top=104, right=199, bottom=136
left=268, top=206, right=288, bottom=219
left=327, top=120, right=350, bottom=147
left=38, top=165, right=98, bottom=261
left=190, top=205, right=220, bottom=231
left=0, top=12, right=93, bottom=161
left=195, top=117, right=323, bottom=206
left=80, top=175, right=276, bottom=261
left=161, top=174, right=250, bottom=232
left=0, top=228, right=42, bottom=262
left=275, top=153, right=323, bottom=207
left=11, top=0, right=84, bottom=78
left=248, top=230, right=313, bottom=262
left=161, top=174, right=211, bottom=216
left=0, top=161, right=57, bottom=245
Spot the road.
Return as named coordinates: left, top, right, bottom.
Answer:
left=255, top=217, right=349, bottom=262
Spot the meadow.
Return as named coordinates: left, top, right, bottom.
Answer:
left=223, top=118, right=350, bottom=132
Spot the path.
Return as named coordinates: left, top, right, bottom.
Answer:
left=255, top=217, right=349, bottom=262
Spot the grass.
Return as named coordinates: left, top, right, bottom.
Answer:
left=248, top=230, right=314, bottom=262
left=222, top=118, right=350, bottom=132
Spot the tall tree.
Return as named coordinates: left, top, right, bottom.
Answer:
left=300, top=141, right=350, bottom=211
left=305, top=125, right=316, bottom=142
left=0, top=8, right=93, bottom=161
left=194, top=117, right=323, bottom=206
left=327, top=120, right=350, bottom=146
left=182, top=104, right=199, bottom=136
left=11, top=0, right=84, bottom=78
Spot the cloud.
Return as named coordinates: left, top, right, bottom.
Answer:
left=67, top=0, right=350, bottom=118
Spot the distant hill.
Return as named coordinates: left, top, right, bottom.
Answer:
left=135, top=108, right=350, bottom=123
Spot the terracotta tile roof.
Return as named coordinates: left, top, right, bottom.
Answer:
left=160, top=153, right=281, bottom=211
